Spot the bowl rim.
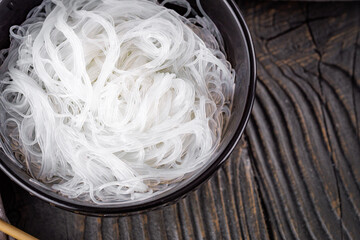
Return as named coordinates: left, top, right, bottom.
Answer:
left=0, top=0, right=257, bottom=216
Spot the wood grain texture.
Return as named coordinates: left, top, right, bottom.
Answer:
left=1, top=1, right=359, bottom=239
left=244, top=1, right=360, bottom=239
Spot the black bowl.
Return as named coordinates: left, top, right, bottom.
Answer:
left=0, top=0, right=256, bottom=216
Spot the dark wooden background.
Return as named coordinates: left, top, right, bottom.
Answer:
left=1, top=0, right=359, bottom=239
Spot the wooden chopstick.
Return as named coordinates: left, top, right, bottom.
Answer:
left=0, top=219, right=38, bottom=240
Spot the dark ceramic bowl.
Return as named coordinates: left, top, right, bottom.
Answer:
left=0, top=0, right=256, bottom=216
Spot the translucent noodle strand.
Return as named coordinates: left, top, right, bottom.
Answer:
left=0, top=0, right=235, bottom=204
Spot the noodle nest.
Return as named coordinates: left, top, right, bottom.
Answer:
left=0, top=0, right=235, bottom=204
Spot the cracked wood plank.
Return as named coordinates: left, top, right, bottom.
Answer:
left=244, top=1, right=360, bottom=240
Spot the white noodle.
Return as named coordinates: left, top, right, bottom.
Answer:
left=0, top=0, right=235, bottom=204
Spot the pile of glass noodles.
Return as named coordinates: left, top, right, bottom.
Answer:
left=0, top=0, right=235, bottom=204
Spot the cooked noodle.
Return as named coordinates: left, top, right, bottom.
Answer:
left=0, top=0, right=235, bottom=204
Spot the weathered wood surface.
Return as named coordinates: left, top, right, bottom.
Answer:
left=1, top=1, right=359, bottom=239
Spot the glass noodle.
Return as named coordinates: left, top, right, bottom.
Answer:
left=0, top=0, right=235, bottom=204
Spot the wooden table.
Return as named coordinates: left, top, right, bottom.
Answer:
left=1, top=1, right=359, bottom=239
